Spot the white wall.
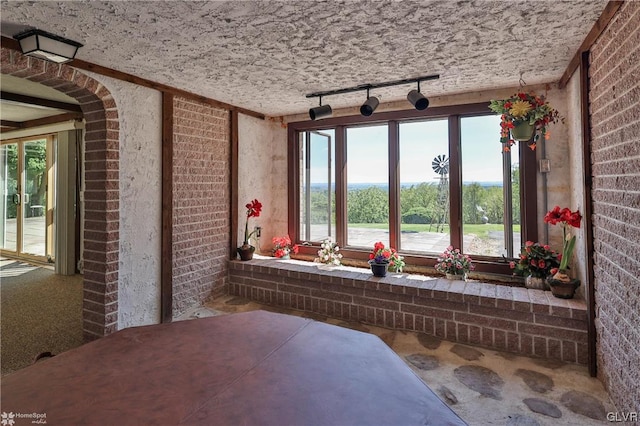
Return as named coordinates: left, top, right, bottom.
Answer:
left=84, top=71, right=162, bottom=328
left=566, top=70, right=587, bottom=298
left=237, top=115, right=288, bottom=254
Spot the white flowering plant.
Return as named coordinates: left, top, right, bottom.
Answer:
left=315, top=237, right=343, bottom=266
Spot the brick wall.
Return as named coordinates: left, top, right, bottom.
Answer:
left=589, top=1, right=640, bottom=412
left=1, top=47, right=120, bottom=341
left=171, top=97, right=230, bottom=317
left=229, top=259, right=589, bottom=364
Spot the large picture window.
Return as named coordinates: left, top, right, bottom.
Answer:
left=288, top=103, right=537, bottom=274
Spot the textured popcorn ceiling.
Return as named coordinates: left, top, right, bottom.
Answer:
left=0, top=1, right=607, bottom=117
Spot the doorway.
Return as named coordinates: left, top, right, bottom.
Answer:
left=1, top=135, right=55, bottom=263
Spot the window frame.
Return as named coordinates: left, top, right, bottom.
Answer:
left=287, top=102, right=537, bottom=275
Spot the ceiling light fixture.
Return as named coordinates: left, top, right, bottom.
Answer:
left=309, top=95, right=333, bottom=121
left=14, top=29, right=83, bottom=64
left=407, top=80, right=429, bottom=111
left=306, top=74, right=438, bottom=119
left=359, top=88, right=379, bottom=117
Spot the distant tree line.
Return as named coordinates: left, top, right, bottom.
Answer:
left=304, top=167, right=520, bottom=226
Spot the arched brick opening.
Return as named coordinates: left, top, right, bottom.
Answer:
left=1, top=47, right=120, bottom=341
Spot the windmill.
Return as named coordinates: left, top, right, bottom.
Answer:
left=430, top=154, right=449, bottom=233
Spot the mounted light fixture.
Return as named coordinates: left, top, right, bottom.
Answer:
left=359, top=88, right=379, bottom=117
left=14, top=29, right=83, bottom=64
left=309, top=96, right=333, bottom=120
left=407, top=81, right=429, bottom=111
left=306, top=74, right=438, bottom=119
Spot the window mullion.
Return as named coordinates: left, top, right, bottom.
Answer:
left=388, top=121, right=399, bottom=250
left=304, top=131, right=312, bottom=240
left=502, top=149, right=514, bottom=257
left=448, top=116, right=462, bottom=250
left=335, top=125, right=347, bottom=247
left=520, top=143, right=538, bottom=246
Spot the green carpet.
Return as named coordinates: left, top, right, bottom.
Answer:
left=1, top=261, right=83, bottom=376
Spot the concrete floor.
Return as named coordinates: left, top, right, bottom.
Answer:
left=181, top=296, right=615, bottom=426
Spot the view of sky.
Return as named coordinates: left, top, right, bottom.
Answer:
left=307, top=114, right=517, bottom=185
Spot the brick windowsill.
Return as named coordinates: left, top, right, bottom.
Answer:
left=228, top=257, right=588, bottom=364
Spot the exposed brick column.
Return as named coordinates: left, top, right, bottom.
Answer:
left=588, top=1, right=640, bottom=412
left=171, top=96, right=230, bottom=317
left=1, top=47, right=120, bottom=341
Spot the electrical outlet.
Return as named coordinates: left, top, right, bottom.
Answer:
left=255, top=226, right=262, bottom=238
left=539, top=159, right=551, bottom=173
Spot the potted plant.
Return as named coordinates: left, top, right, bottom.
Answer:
left=544, top=206, right=582, bottom=298
left=368, top=242, right=405, bottom=277
left=237, top=199, right=262, bottom=261
left=315, top=237, right=343, bottom=268
left=272, top=235, right=299, bottom=259
left=434, top=246, right=474, bottom=280
left=489, top=92, right=562, bottom=151
left=510, top=241, right=560, bottom=290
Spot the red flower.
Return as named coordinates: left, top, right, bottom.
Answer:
left=544, top=206, right=563, bottom=225
left=538, top=259, right=546, bottom=269
left=292, top=245, right=299, bottom=254
left=550, top=268, right=558, bottom=275
left=246, top=199, right=262, bottom=218
left=242, top=198, right=262, bottom=245
left=509, top=261, right=516, bottom=269
left=274, top=248, right=285, bottom=258
left=504, top=101, right=512, bottom=109
left=568, top=211, right=582, bottom=228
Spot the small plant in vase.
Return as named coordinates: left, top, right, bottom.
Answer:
left=544, top=206, right=582, bottom=298
left=237, top=199, right=262, bottom=261
left=489, top=92, right=562, bottom=152
left=272, top=235, right=299, bottom=259
left=435, top=246, right=474, bottom=280
left=315, top=237, right=343, bottom=267
left=510, top=241, right=560, bottom=290
left=368, top=242, right=405, bottom=277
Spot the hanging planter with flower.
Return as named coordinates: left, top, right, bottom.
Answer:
left=489, top=92, right=562, bottom=151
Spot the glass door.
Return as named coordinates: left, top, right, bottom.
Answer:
left=1, top=136, right=55, bottom=261
left=1, top=143, right=18, bottom=252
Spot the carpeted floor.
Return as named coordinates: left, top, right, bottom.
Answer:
left=1, top=259, right=83, bottom=376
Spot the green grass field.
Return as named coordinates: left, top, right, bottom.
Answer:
left=348, top=223, right=521, bottom=239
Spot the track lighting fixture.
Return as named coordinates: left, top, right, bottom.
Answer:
left=407, top=81, right=429, bottom=111
left=359, top=88, right=379, bottom=117
left=309, top=96, right=333, bottom=120
left=306, top=74, right=438, bottom=119
left=14, top=29, right=83, bottom=64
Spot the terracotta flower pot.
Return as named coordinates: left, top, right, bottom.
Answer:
left=546, top=277, right=580, bottom=299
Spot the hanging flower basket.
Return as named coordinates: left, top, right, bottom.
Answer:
left=489, top=92, right=563, bottom=151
